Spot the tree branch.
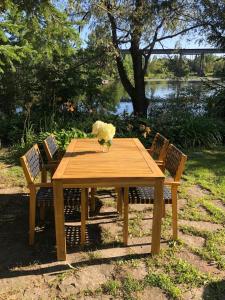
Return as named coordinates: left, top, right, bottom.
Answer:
left=105, top=1, right=134, bottom=98
left=156, top=24, right=204, bottom=43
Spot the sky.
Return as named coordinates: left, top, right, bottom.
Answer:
left=80, top=24, right=213, bottom=50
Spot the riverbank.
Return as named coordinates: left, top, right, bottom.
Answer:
left=144, top=77, right=222, bottom=82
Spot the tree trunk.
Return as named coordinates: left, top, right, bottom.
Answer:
left=130, top=42, right=148, bottom=116
left=107, top=0, right=148, bottom=116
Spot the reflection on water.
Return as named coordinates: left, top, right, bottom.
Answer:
left=114, top=80, right=215, bottom=115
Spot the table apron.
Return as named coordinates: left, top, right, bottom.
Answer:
left=54, top=179, right=164, bottom=189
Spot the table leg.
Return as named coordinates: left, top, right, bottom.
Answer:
left=151, top=179, right=164, bottom=254
left=53, top=180, right=66, bottom=261
left=123, top=187, right=129, bottom=246
left=81, top=188, right=87, bottom=244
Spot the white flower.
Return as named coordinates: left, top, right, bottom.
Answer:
left=92, top=120, right=116, bottom=142
left=92, top=120, right=105, bottom=135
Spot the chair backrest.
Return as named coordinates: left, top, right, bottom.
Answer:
left=165, top=144, right=187, bottom=181
left=20, top=144, right=43, bottom=184
left=43, top=134, right=59, bottom=162
left=150, top=133, right=169, bottom=161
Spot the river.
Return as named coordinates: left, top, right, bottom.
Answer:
left=114, top=79, right=217, bottom=115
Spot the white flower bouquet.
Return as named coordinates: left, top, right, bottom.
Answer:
left=92, top=120, right=116, bottom=151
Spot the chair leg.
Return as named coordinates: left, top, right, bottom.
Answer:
left=81, top=189, right=87, bottom=244
left=116, top=188, right=123, bottom=216
left=123, top=188, right=129, bottom=246
left=29, top=186, right=36, bottom=245
left=41, top=169, right=47, bottom=183
left=171, top=187, right=178, bottom=240
left=162, top=201, right=166, bottom=218
left=85, top=195, right=89, bottom=219
left=90, top=188, right=96, bottom=213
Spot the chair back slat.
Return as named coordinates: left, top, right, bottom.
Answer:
left=43, top=135, right=58, bottom=161
left=150, top=133, right=169, bottom=161
left=20, top=144, right=43, bottom=183
left=165, top=144, right=187, bottom=181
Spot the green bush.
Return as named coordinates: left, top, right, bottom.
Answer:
left=151, top=115, right=225, bottom=149
left=38, top=128, right=91, bottom=150
left=2, top=107, right=225, bottom=156
left=10, top=127, right=90, bottom=163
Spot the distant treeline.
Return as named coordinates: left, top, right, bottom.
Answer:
left=146, top=55, right=225, bottom=78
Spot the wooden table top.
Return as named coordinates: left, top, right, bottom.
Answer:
left=52, top=138, right=165, bottom=186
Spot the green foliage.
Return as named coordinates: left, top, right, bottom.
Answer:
left=184, top=148, right=225, bottom=199
left=0, top=1, right=79, bottom=73
left=122, top=276, right=144, bottom=299
left=151, top=114, right=225, bottom=149
left=181, top=226, right=225, bottom=270
left=39, top=128, right=90, bottom=150
left=144, top=273, right=182, bottom=299
left=10, top=126, right=90, bottom=164
left=165, top=258, right=210, bottom=286
left=102, top=279, right=121, bottom=297
left=166, top=56, right=190, bottom=78
left=147, top=58, right=171, bottom=78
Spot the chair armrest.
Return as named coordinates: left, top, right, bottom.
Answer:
left=33, top=183, right=53, bottom=188
left=155, top=160, right=163, bottom=164
left=146, top=148, right=153, bottom=155
left=156, top=161, right=165, bottom=172
left=44, top=163, right=58, bottom=170
left=164, top=180, right=180, bottom=186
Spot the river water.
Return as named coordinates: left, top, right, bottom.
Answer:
left=114, top=80, right=215, bottom=115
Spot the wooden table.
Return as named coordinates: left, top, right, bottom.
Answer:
left=52, top=138, right=165, bottom=261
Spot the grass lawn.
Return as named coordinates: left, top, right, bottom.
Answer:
left=0, top=146, right=225, bottom=300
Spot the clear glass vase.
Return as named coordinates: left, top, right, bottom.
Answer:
left=100, top=143, right=109, bottom=152
left=98, top=140, right=112, bottom=152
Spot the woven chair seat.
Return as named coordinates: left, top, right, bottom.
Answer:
left=36, top=187, right=81, bottom=208
left=129, top=186, right=172, bottom=204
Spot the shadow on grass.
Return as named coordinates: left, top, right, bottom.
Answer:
left=0, top=192, right=155, bottom=280
left=186, top=148, right=225, bottom=177
left=203, top=280, right=225, bottom=300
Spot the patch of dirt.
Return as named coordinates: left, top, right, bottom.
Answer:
left=187, top=185, right=211, bottom=198
left=136, top=287, right=168, bottom=299
left=179, top=220, right=223, bottom=231
left=56, top=264, right=114, bottom=295
left=178, top=249, right=225, bottom=278
left=183, top=287, right=204, bottom=300
left=179, top=231, right=205, bottom=248
left=178, top=198, right=187, bottom=210
left=212, top=200, right=225, bottom=211
left=120, top=261, right=148, bottom=281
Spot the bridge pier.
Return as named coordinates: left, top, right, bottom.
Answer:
left=198, top=53, right=205, bottom=77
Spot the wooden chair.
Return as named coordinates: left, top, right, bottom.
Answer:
left=43, top=134, right=63, bottom=165
left=127, top=144, right=187, bottom=241
left=20, top=144, right=83, bottom=245
left=44, top=135, right=96, bottom=213
left=147, top=132, right=169, bottom=164
left=116, top=134, right=169, bottom=215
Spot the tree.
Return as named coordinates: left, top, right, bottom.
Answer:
left=72, top=0, right=205, bottom=115
left=197, top=0, right=225, bottom=117
left=0, top=0, right=80, bottom=115
left=199, top=0, right=225, bottom=48
left=166, top=56, right=190, bottom=78
left=0, top=0, right=79, bottom=73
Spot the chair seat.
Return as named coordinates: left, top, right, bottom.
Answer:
left=129, top=186, right=172, bottom=204
left=36, top=187, right=81, bottom=208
